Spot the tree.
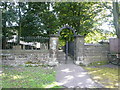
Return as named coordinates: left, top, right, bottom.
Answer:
left=53, top=2, right=105, bottom=35
left=21, top=2, right=58, bottom=37
left=103, top=1, right=120, bottom=38
left=1, top=2, right=17, bottom=49
left=52, top=2, right=112, bottom=45
left=85, top=2, right=116, bottom=43
left=113, top=1, right=120, bottom=38
left=20, top=2, right=43, bottom=37
left=1, top=2, right=116, bottom=46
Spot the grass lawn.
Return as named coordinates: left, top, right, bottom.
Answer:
left=1, top=66, right=63, bottom=88
left=83, top=65, right=119, bottom=88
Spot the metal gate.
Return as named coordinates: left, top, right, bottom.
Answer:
left=58, top=25, right=76, bottom=64
left=64, top=41, right=75, bottom=64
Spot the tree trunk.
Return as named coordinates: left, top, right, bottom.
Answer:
left=2, top=2, right=7, bottom=49
left=113, top=1, right=120, bottom=38
left=18, top=2, right=22, bottom=44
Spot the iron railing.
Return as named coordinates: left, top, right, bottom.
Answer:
left=2, top=36, right=49, bottom=50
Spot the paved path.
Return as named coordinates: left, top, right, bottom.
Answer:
left=56, top=63, right=103, bottom=88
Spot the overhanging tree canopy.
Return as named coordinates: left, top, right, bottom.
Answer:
left=1, top=2, right=116, bottom=45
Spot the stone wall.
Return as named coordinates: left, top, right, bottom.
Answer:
left=74, top=35, right=84, bottom=65
left=2, top=50, right=50, bottom=66
left=83, top=43, right=109, bottom=65
left=72, top=35, right=109, bottom=66
left=1, top=36, right=110, bottom=67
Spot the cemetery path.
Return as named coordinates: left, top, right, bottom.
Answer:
left=56, top=63, right=103, bottom=88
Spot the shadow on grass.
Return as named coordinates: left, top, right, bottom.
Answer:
left=2, top=66, right=62, bottom=88
left=83, top=65, right=119, bottom=88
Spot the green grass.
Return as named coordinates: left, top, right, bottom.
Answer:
left=87, top=60, right=109, bottom=67
left=83, top=66, right=119, bottom=88
left=1, top=66, right=63, bottom=88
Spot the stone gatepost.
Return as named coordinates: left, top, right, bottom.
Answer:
left=48, top=34, right=59, bottom=66
left=74, top=35, right=85, bottom=65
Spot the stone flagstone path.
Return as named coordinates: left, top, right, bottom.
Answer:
left=56, top=63, right=103, bottom=88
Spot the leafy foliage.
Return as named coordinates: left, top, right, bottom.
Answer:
left=1, top=2, right=19, bottom=48
left=1, top=2, right=17, bottom=37
left=85, top=30, right=115, bottom=43
left=1, top=2, right=116, bottom=45
left=53, top=2, right=104, bottom=35
left=58, top=28, right=75, bottom=47
left=21, top=2, right=58, bottom=37
left=112, top=1, right=120, bottom=38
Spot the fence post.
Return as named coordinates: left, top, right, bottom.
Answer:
left=48, top=34, right=59, bottom=66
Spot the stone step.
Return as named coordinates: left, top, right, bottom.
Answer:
left=58, top=55, right=66, bottom=57
left=58, top=53, right=65, bottom=56
left=58, top=51, right=65, bottom=53
left=57, top=50, right=73, bottom=64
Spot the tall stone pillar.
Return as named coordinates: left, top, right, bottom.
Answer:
left=74, top=35, right=85, bottom=65
left=48, top=35, right=59, bottom=66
